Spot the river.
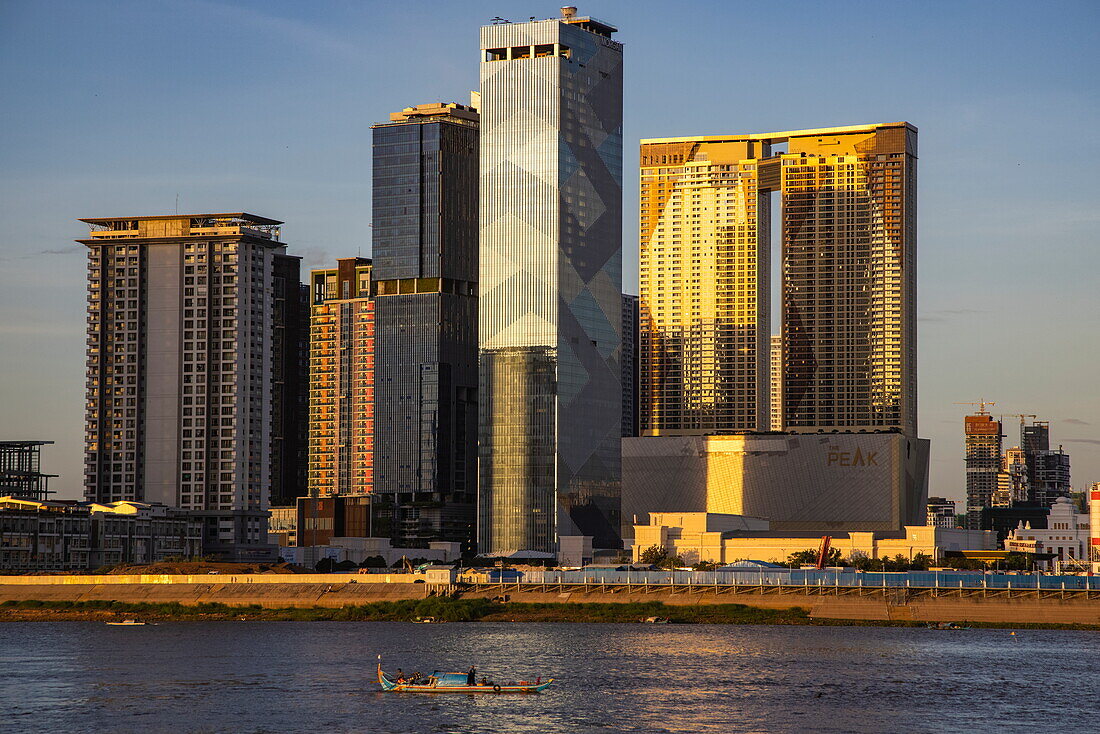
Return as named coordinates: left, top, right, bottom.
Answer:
left=1, top=622, right=1096, bottom=733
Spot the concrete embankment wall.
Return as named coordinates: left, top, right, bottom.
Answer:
left=0, top=580, right=428, bottom=608
left=463, top=588, right=1100, bottom=626
left=1, top=577, right=1098, bottom=625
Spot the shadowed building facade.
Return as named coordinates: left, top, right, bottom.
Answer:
left=370, top=103, right=479, bottom=548
left=79, top=213, right=302, bottom=561
left=478, top=10, right=624, bottom=553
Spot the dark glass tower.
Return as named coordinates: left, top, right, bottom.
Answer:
left=370, top=103, right=479, bottom=548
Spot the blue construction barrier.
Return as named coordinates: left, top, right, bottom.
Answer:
left=509, top=568, right=1100, bottom=590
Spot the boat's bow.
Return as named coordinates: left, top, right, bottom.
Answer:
left=377, top=657, right=398, bottom=691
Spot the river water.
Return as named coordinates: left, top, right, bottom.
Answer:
left=1, top=622, right=1097, bottom=733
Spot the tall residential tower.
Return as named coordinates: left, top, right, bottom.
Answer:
left=308, top=257, right=374, bottom=498
left=370, top=103, right=480, bottom=548
left=639, top=123, right=917, bottom=437
left=478, top=9, right=624, bottom=553
left=80, top=213, right=301, bottom=560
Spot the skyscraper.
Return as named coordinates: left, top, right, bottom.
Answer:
left=271, top=257, right=309, bottom=506
left=965, top=413, right=1003, bottom=528
left=479, top=9, right=624, bottom=553
left=639, top=137, right=771, bottom=434
left=80, top=213, right=301, bottom=560
left=639, top=123, right=916, bottom=436
left=308, top=258, right=374, bottom=498
left=370, top=102, right=479, bottom=547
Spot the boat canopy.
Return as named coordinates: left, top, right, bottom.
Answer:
left=431, top=672, right=468, bottom=686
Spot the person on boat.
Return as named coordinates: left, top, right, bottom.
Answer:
left=395, top=669, right=406, bottom=683
left=467, top=666, right=476, bottom=686
left=411, top=671, right=422, bottom=684
left=479, top=676, right=489, bottom=687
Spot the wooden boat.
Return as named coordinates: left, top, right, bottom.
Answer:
left=377, top=661, right=552, bottom=694
left=106, top=619, right=146, bottom=626
left=926, top=622, right=971, bottom=630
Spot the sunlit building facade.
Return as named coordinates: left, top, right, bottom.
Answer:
left=770, top=334, right=783, bottom=432
left=478, top=10, right=624, bottom=553
left=638, top=123, right=917, bottom=437
left=639, top=137, right=771, bottom=433
left=308, top=258, right=374, bottom=498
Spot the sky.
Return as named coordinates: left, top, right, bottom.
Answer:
left=1, top=0, right=1097, bottom=505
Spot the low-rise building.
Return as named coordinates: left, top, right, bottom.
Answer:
left=0, top=497, right=90, bottom=571
left=1005, top=496, right=1091, bottom=571
left=0, top=496, right=201, bottom=571
left=926, top=497, right=957, bottom=528
left=279, top=537, right=462, bottom=568
left=631, top=512, right=995, bottom=566
left=268, top=506, right=297, bottom=547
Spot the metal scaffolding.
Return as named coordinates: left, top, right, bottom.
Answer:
left=0, top=441, right=57, bottom=501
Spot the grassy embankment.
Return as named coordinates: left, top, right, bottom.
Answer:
left=0, top=598, right=805, bottom=624
left=2, top=598, right=1097, bottom=629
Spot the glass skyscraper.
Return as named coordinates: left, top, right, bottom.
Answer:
left=478, top=10, right=624, bottom=553
left=370, top=103, right=479, bottom=548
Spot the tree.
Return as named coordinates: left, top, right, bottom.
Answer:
left=910, top=553, right=933, bottom=571
left=639, top=545, right=669, bottom=565
left=692, top=560, right=718, bottom=571
left=359, top=555, right=387, bottom=569
left=787, top=548, right=844, bottom=568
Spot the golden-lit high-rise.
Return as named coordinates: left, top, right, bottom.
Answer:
left=308, top=258, right=374, bottom=497
left=640, top=122, right=917, bottom=437
left=639, top=138, right=771, bottom=434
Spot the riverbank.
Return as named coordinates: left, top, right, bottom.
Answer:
left=3, top=598, right=1098, bottom=630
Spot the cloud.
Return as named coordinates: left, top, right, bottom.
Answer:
left=1063, top=438, right=1100, bottom=446
left=1063, top=418, right=1090, bottom=426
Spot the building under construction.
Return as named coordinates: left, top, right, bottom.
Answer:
left=0, top=441, right=57, bottom=501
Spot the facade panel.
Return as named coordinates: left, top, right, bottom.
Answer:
left=622, top=432, right=929, bottom=539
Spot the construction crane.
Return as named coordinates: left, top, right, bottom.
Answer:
left=954, top=399, right=996, bottom=415
left=1002, top=413, right=1037, bottom=430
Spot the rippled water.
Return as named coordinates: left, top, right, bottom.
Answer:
left=1, top=622, right=1097, bottom=733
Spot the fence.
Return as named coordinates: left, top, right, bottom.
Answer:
left=508, top=569, right=1100, bottom=590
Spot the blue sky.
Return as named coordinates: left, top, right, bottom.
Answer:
left=1, top=0, right=1097, bottom=504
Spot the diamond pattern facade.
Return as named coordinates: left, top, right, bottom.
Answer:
left=478, top=17, right=623, bottom=552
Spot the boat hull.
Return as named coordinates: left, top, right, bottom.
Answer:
left=378, top=666, right=552, bottom=693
